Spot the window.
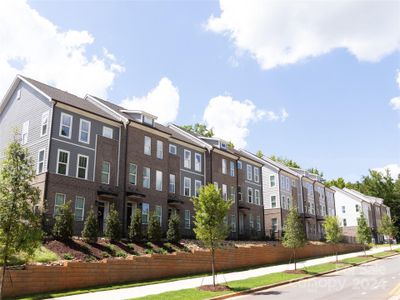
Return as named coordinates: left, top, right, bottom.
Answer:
left=16, top=89, right=21, bottom=100
left=222, top=159, right=227, bottom=174
left=271, top=196, right=277, bottom=208
left=76, top=154, right=89, bottom=179
left=41, top=111, right=49, bottom=137
left=237, top=161, right=242, bottom=169
left=143, top=167, right=150, bottom=189
left=57, top=150, right=69, bottom=175
left=228, top=161, right=235, bottom=177
left=254, top=167, right=260, bottom=183
left=247, top=187, right=253, bottom=203
left=21, top=121, right=29, bottom=145
left=74, top=196, right=85, bottom=221
left=156, top=170, right=163, bottom=191
left=214, top=182, right=219, bottom=190
left=271, top=218, right=278, bottom=232
left=79, top=119, right=91, bottom=144
left=184, top=210, right=191, bottom=229
left=343, top=218, right=347, bottom=227
left=355, top=204, right=360, bottom=212
left=169, top=144, right=177, bottom=155
left=222, top=184, right=227, bottom=200
left=54, top=193, right=66, bottom=215
left=249, top=214, right=254, bottom=229
left=195, top=153, right=202, bottom=172
left=102, top=126, right=113, bottom=139
left=101, top=161, right=110, bottom=184
left=254, top=189, right=260, bottom=205
left=238, top=186, right=242, bottom=201
left=129, top=163, right=137, bottom=185
left=195, top=180, right=202, bottom=197
left=144, top=136, right=151, bottom=155
left=184, top=177, right=191, bottom=197
left=143, top=115, right=153, bottom=125
left=142, top=203, right=149, bottom=224
left=270, top=175, right=276, bottom=187
left=169, top=174, right=176, bottom=193
left=341, top=206, right=346, bottom=213
left=247, top=165, right=252, bottom=180
left=231, top=214, right=236, bottom=232
left=184, top=150, right=191, bottom=169
left=256, top=215, right=261, bottom=232
left=60, top=113, right=72, bottom=138
left=156, top=140, right=163, bottom=159
left=230, top=186, right=236, bottom=202
left=37, top=149, right=45, bottom=174
left=155, top=205, right=162, bottom=224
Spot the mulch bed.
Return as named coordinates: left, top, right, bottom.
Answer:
left=198, top=284, right=231, bottom=292
left=284, top=269, right=308, bottom=274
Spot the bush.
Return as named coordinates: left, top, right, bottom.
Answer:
left=81, top=208, right=98, bottom=243
left=128, top=208, right=142, bottom=241
left=166, top=213, right=181, bottom=243
left=147, top=212, right=162, bottom=242
left=52, top=201, right=74, bottom=241
left=105, top=204, right=121, bottom=242
left=63, top=253, right=74, bottom=260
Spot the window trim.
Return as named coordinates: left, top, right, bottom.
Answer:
left=36, top=148, right=46, bottom=175
left=184, top=177, right=191, bottom=197
left=21, top=120, right=29, bottom=145
left=271, top=195, right=277, bottom=208
left=142, top=202, right=150, bottom=224
left=129, top=163, right=137, bottom=185
left=144, top=136, right=151, bottom=156
left=184, top=209, right=191, bottom=229
left=254, top=167, right=259, bottom=183
left=59, top=112, right=73, bottom=139
left=102, top=126, right=113, bottom=139
left=230, top=161, right=235, bottom=177
left=76, top=154, right=89, bottom=180
left=143, top=167, right=151, bottom=189
left=54, top=193, right=66, bottom=216
left=195, top=180, right=202, bottom=197
left=169, top=144, right=177, bottom=155
left=40, top=111, right=49, bottom=137
left=155, top=205, right=162, bottom=224
left=74, top=196, right=85, bottom=221
left=156, top=170, right=163, bottom=191
left=254, top=189, right=260, bottom=205
left=222, top=159, right=227, bottom=174
left=246, top=164, right=252, bottom=181
left=194, top=152, right=202, bottom=172
left=101, top=161, right=111, bottom=184
left=270, top=175, right=276, bottom=187
left=222, top=184, right=227, bottom=200
left=247, top=187, right=253, bottom=203
left=184, top=149, right=191, bottom=169
left=156, top=140, right=163, bottom=159
left=56, top=149, right=70, bottom=176
left=78, top=119, right=91, bottom=144
left=169, top=174, right=176, bottom=193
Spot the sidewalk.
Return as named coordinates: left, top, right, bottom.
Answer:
left=50, top=245, right=399, bottom=300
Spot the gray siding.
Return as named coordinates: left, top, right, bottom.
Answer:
left=262, top=164, right=280, bottom=209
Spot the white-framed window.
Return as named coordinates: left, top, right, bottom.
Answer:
left=249, top=214, right=254, bottom=229
left=143, top=167, right=150, bottom=189
left=230, top=161, right=235, bottom=177
left=169, top=144, right=177, bottom=155
left=270, top=175, right=275, bottom=187
left=54, top=193, right=66, bottom=215
left=169, top=174, right=176, bottom=193
left=144, top=136, right=151, bottom=155
left=355, top=204, right=360, bottom=212
left=36, top=149, right=45, bottom=174
left=57, top=149, right=69, bottom=175
left=184, top=150, right=191, bottom=169
left=271, top=196, right=277, bottom=208
left=143, top=115, right=153, bottom=125
left=222, top=159, right=227, bottom=174
left=74, top=196, right=85, bottom=221
left=102, top=126, right=113, bottom=139
left=237, top=185, right=242, bottom=201
left=254, top=167, right=260, bottom=183
left=247, top=165, right=252, bottom=180
left=60, top=113, right=72, bottom=139
left=76, top=154, right=89, bottom=179
left=254, top=189, right=260, bottom=205
left=195, top=180, right=202, bottom=197
left=256, top=215, right=261, bottom=232
left=156, top=140, right=163, bottom=159
left=231, top=214, right=236, bottom=232
left=271, top=218, right=278, bottom=232
left=79, top=119, right=91, bottom=144
left=155, top=205, right=162, bottom=224
left=184, top=210, right=191, bottom=229
left=237, top=161, right=242, bottom=169
left=129, top=163, right=137, bottom=185
left=247, top=187, right=253, bottom=203
left=184, top=177, right=191, bottom=197
left=195, top=153, right=202, bottom=172
left=343, top=218, right=347, bottom=227
left=230, top=186, right=236, bottom=201
left=41, top=111, right=49, bottom=137
left=156, top=170, right=163, bottom=191
left=142, top=203, right=149, bottom=224
left=214, top=182, right=219, bottom=190
left=101, top=161, right=110, bottom=184
left=222, top=184, right=227, bottom=200
left=21, top=121, right=29, bottom=145
left=342, top=206, right=346, bottom=213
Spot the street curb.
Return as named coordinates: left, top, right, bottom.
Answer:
left=209, top=253, right=400, bottom=300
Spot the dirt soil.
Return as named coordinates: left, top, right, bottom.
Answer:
left=284, top=269, right=308, bottom=274
left=198, top=284, right=231, bottom=292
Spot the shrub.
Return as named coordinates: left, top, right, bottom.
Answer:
left=63, top=253, right=74, bottom=260
left=105, top=204, right=121, bottom=242
left=166, top=213, right=181, bottom=243
left=116, top=250, right=127, bottom=258
left=81, top=208, right=98, bottom=243
left=147, top=212, right=162, bottom=242
left=128, top=208, right=142, bottom=241
left=52, top=201, right=74, bottom=241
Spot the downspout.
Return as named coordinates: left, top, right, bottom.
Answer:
left=300, top=175, right=307, bottom=239
left=235, top=156, right=239, bottom=240
left=278, top=169, right=283, bottom=239
left=313, top=181, right=318, bottom=240
left=121, top=121, right=130, bottom=236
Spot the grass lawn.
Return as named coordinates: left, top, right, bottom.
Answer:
left=340, top=256, right=375, bottom=265
left=302, top=262, right=347, bottom=275
left=372, top=251, right=398, bottom=258
left=2, top=247, right=59, bottom=266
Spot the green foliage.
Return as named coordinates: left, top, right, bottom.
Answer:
left=307, top=167, right=324, bottom=177
left=379, top=215, right=397, bottom=247
left=227, top=141, right=235, bottom=149
left=323, top=216, right=343, bottom=244
left=269, top=155, right=301, bottom=169
left=357, top=213, right=372, bottom=254
left=63, top=253, right=74, bottom=260
left=181, top=123, right=214, bottom=137
left=325, top=177, right=347, bottom=189
left=52, top=201, right=74, bottom=241
left=105, top=204, right=121, bottom=242
left=166, top=213, right=181, bottom=243
left=147, top=212, right=162, bottom=242
left=81, top=208, right=98, bottom=243
left=128, top=208, right=142, bottom=242
left=256, top=150, right=264, bottom=159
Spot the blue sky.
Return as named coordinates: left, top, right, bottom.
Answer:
left=1, top=0, right=399, bottom=181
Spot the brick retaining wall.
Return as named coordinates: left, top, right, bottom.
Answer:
left=3, top=242, right=363, bottom=298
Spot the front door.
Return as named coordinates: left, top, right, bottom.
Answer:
left=126, top=202, right=137, bottom=229
left=97, top=202, right=105, bottom=234
left=239, top=213, right=244, bottom=234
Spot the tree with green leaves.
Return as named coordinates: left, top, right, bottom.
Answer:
left=323, top=216, right=343, bottom=263
left=379, top=215, right=397, bottom=250
left=147, top=212, right=161, bottom=242
left=0, top=139, right=43, bottom=299
left=181, top=123, right=214, bottom=137
left=52, top=201, right=74, bottom=241
left=105, top=204, right=121, bottom=242
left=166, top=213, right=180, bottom=243
left=227, top=141, right=234, bottom=149
left=192, top=184, right=232, bottom=287
left=256, top=150, right=264, bottom=159
left=356, top=213, right=372, bottom=256
left=282, top=208, right=306, bottom=270
left=307, top=168, right=324, bottom=178
left=128, top=208, right=142, bottom=242
left=81, top=208, right=98, bottom=243
left=270, top=155, right=301, bottom=169
left=325, top=177, right=347, bottom=189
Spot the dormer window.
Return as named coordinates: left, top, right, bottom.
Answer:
left=142, top=115, right=154, bottom=126
left=221, top=142, right=227, bottom=150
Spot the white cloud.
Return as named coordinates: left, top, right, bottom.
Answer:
left=203, top=95, right=287, bottom=148
left=390, top=97, right=400, bottom=110
left=120, top=77, right=179, bottom=124
left=0, top=0, right=123, bottom=98
left=206, top=0, right=400, bottom=70
left=373, top=164, right=400, bottom=179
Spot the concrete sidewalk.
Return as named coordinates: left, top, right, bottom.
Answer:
left=50, top=245, right=400, bottom=300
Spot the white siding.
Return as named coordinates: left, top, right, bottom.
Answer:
left=262, top=165, right=279, bottom=209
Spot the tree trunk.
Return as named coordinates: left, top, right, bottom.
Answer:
left=211, top=247, right=216, bottom=287
left=0, top=253, right=8, bottom=300
left=363, top=244, right=366, bottom=257
left=335, top=245, right=338, bottom=264
left=389, top=239, right=392, bottom=251
left=294, top=249, right=296, bottom=271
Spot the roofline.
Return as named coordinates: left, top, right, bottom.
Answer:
left=119, top=109, right=158, bottom=120
left=331, top=187, right=365, bottom=204
left=85, top=95, right=129, bottom=125
left=168, top=124, right=212, bottom=151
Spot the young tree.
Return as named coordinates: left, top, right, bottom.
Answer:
left=256, top=150, right=264, bottom=159
left=323, top=216, right=343, bottom=263
left=356, top=213, right=372, bottom=256
left=147, top=212, right=161, bottom=242
left=81, top=208, right=98, bottom=243
left=269, top=155, right=301, bottom=169
left=128, top=208, right=142, bottom=242
left=282, top=208, right=306, bottom=270
left=379, top=215, right=397, bottom=250
left=181, top=123, right=214, bottom=137
left=166, top=213, right=180, bottom=243
left=52, top=201, right=74, bottom=241
left=105, top=204, right=121, bottom=242
left=192, top=184, right=232, bottom=287
left=0, top=139, right=43, bottom=299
